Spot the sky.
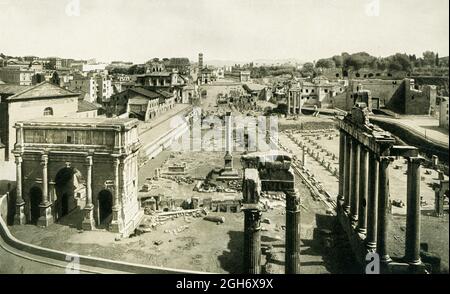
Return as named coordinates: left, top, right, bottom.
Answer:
left=0, top=0, right=448, bottom=63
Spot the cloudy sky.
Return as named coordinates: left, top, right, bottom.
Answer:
left=0, top=0, right=448, bottom=63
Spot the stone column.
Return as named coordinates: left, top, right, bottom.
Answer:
left=285, top=189, right=301, bottom=274
left=404, top=157, right=423, bottom=265
left=338, top=130, right=345, bottom=201
left=343, top=134, right=352, bottom=213
left=110, top=157, right=123, bottom=233
left=293, top=93, right=297, bottom=115
left=244, top=208, right=262, bottom=274
left=13, top=154, right=26, bottom=225
left=350, top=140, right=360, bottom=224
left=82, top=156, right=95, bottom=230
left=287, top=93, right=291, bottom=115
left=366, top=153, right=379, bottom=250
left=357, top=146, right=369, bottom=234
left=38, top=154, right=53, bottom=227
left=377, top=156, right=394, bottom=264
left=242, top=168, right=262, bottom=274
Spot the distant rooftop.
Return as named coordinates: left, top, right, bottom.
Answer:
left=6, top=82, right=80, bottom=101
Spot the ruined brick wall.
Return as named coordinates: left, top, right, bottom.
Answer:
left=404, top=79, right=436, bottom=115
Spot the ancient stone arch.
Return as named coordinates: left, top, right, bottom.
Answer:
left=12, top=118, right=143, bottom=237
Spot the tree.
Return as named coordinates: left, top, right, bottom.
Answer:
left=435, top=53, right=440, bottom=66
left=300, top=62, right=315, bottom=77
left=315, top=58, right=335, bottom=69
left=422, top=51, right=436, bottom=66
left=332, top=55, right=343, bottom=67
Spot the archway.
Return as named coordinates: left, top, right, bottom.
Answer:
left=98, top=190, right=113, bottom=224
left=29, top=186, right=42, bottom=224
left=55, top=167, right=83, bottom=220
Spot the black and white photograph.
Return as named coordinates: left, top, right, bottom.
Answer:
left=0, top=0, right=448, bottom=280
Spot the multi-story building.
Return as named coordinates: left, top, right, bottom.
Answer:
left=106, top=87, right=175, bottom=121
left=96, top=75, right=113, bottom=103
left=0, top=67, right=34, bottom=85
left=68, top=76, right=98, bottom=103
left=135, top=70, right=187, bottom=103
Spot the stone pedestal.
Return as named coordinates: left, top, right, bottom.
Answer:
left=37, top=203, right=53, bottom=227
left=14, top=202, right=26, bottom=225
left=81, top=204, right=95, bottom=231
left=110, top=206, right=123, bottom=233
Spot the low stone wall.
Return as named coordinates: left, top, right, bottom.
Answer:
left=0, top=194, right=208, bottom=274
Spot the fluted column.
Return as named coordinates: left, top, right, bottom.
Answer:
left=357, top=146, right=369, bottom=233
left=82, top=155, right=95, bottom=230
left=14, top=154, right=26, bottom=225
left=37, top=154, right=53, bottom=227
left=343, top=134, right=352, bottom=212
left=350, top=140, right=360, bottom=224
left=366, top=153, right=379, bottom=250
left=338, top=131, right=345, bottom=200
left=285, top=189, right=301, bottom=274
left=405, top=157, right=423, bottom=265
left=377, top=156, right=394, bottom=264
left=110, top=157, right=123, bottom=233
left=244, top=208, right=262, bottom=274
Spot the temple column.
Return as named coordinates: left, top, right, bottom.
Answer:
left=377, top=156, right=394, bottom=264
left=338, top=130, right=345, bottom=200
left=366, top=153, right=379, bottom=250
left=13, top=154, right=26, bottom=225
left=285, top=189, right=301, bottom=274
left=350, top=140, right=360, bottom=224
left=82, top=155, right=95, bottom=230
left=244, top=208, right=262, bottom=274
left=357, top=146, right=369, bottom=233
left=343, top=134, right=352, bottom=213
left=110, top=157, right=123, bottom=233
left=37, top=154, right=53, bottom=227
left=287, top=93, right=291, bottom=115
left=242, top=169, right=262, bottom=274
left=404, top=157, right=423, bottom=266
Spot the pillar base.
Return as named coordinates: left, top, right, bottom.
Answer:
left=365, top=241, right=376, bottom=251
left=380, top=255, right=392, bottom=264
left=14, top=202, right=26, bottom=225
left=109, top=208, right=123, bottom=233
left=81, top=205, right=95, bottom=231
left=37, top=204, right=53, bottom=227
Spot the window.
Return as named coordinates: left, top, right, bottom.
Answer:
left=43, top=107, right=53, bottom=116
left=67, top=136, right=72, bottom=144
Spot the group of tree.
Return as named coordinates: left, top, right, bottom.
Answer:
left=311, top=51, right=447, bottom=73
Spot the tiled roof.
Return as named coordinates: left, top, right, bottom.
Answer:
left=129, top=87, right=173, bottom=99
left=0, top=84, right=33, bottom=94
left=77, top=99, right=99, bottom=112
left=6, top=82, right=80, bottom=101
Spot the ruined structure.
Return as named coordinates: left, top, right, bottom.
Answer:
left=12, top=117, right=143, bottom=237
left=241, top=151, right=301, bottom=274
left=337, top=103, right=427, bottom=273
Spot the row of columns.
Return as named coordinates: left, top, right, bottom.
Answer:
left=338, top=131, right=423, bottom=267
left=14, top=152, right=123, bottom=231
left=287, top=92, right=302, bottom=115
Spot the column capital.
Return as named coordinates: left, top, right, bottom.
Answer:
left=14, top=154, right=23, bottom=164
left=379, top=156, right=395, bottom=164
left=85, top=155, right=93, bottom=166
left=41, top=154, right=48, bottom=165
left=406, top=156, right=425, bottom=165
